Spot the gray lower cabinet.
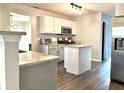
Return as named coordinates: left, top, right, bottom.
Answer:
left=40, top=45, right=64, bottom=61
left=49, top=47, right=64, bottom=60
left=19, top=62, right=57, bottom=90
left=48, top=48, right=59, bottom=56
left=58, top=47, right=64, bottom=60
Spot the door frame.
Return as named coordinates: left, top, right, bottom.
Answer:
left=101, top=20, right=107, bottom=61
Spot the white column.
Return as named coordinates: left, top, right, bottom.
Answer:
left=0, top=32, right=26, bottom=90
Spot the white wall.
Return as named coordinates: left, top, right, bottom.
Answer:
left=101, top=13, right=112, bottom=60
left=31, top=16, right=40, bottom=52
left=75, top=13, right=102, bottom=62
left=0, top=4, right=72, bottom=52
left=75, top=13, right=112, bottom=62
left=0, top=4, right=10, bottom=31
left=18, top=21, right=31, bottom=51
left=0, top=4, right=1, bottom=30
left=115, top=4, right=124, bottom=16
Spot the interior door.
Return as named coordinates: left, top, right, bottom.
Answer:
left=102, top=21, right=105, bottom=61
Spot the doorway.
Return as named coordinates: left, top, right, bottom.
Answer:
left=102, top=21, right=105, bottom=61
left=10, top=12, right=32, bottom=51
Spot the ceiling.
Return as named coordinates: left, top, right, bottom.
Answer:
left=23, top=3, right=115, bottom=17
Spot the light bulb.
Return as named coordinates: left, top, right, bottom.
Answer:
left=75, top=7, right=78, bottom=14
left=71, top=6, right=75, bottom=13
left=71, top=3, right=83, bottom=15
left=78, top=8, right=82, bottom=15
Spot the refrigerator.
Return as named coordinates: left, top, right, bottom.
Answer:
left=111, top=38, right=124, bottom=83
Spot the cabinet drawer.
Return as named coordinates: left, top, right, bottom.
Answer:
left=48, top=49, right=59, bottom=56
left=48, top=45, right=59, bottom=49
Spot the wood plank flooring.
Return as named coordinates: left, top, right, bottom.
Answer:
left=57, top=59, right=124, bottom=90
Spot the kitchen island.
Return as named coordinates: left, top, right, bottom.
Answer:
left=19, top=51, right=59, bottom=90
left=64, top=45, right=92, bottom=75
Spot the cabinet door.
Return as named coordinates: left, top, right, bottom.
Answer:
left=40, top=16, right=54, bottom=33
left=54, top=18, right=62, bottom=34
left=71, top=21, right=77, bottom=34
left=59, top=47, right=64, bottom=60
left=49, top=49, right=59, bottom=56
left=48, top=45, right=59, bottom=56
left=44, top=16, right=54, bottom=33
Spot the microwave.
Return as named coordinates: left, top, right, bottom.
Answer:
left=61, top=26, right=72, bottom=35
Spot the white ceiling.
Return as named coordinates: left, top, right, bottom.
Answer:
left=23, top=3, right=115, bottom=17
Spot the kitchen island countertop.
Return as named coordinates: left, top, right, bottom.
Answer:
left=64, top=44, right=93, bottom=48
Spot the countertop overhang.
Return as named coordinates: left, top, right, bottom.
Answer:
left=0, top=31, right=26, bottom=35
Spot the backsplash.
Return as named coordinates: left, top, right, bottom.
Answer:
left=39, top=33, right=78, bottom=45
left=40, top=33, right=75, bottom=38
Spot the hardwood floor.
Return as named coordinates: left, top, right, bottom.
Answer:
left=57, top=59, right=124, bottom=90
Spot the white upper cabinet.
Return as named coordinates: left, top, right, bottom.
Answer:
left=39, top=15, right=77, bottom=34
left=39, top=15, right=55, bottom=33
left=54, top=18, right=62, bottom=34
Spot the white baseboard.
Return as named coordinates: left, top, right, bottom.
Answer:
left=91, top=59, right=101, bottom=62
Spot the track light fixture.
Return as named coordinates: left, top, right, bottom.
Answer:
left=70, top=3, right=82, bottom=15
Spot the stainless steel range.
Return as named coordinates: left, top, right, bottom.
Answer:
left=57, top=37, right=75, bottom=44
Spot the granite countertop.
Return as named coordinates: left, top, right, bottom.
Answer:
left=41, top=44, right=82, bottom=46
left=19, top=51, right=59, bottom=68
left=0, top=31, right=26, bottom=35
left=64, top=45, right=93, bottom=48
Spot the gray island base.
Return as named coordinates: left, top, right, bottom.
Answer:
left=19, top=51, right=59, bottom=90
